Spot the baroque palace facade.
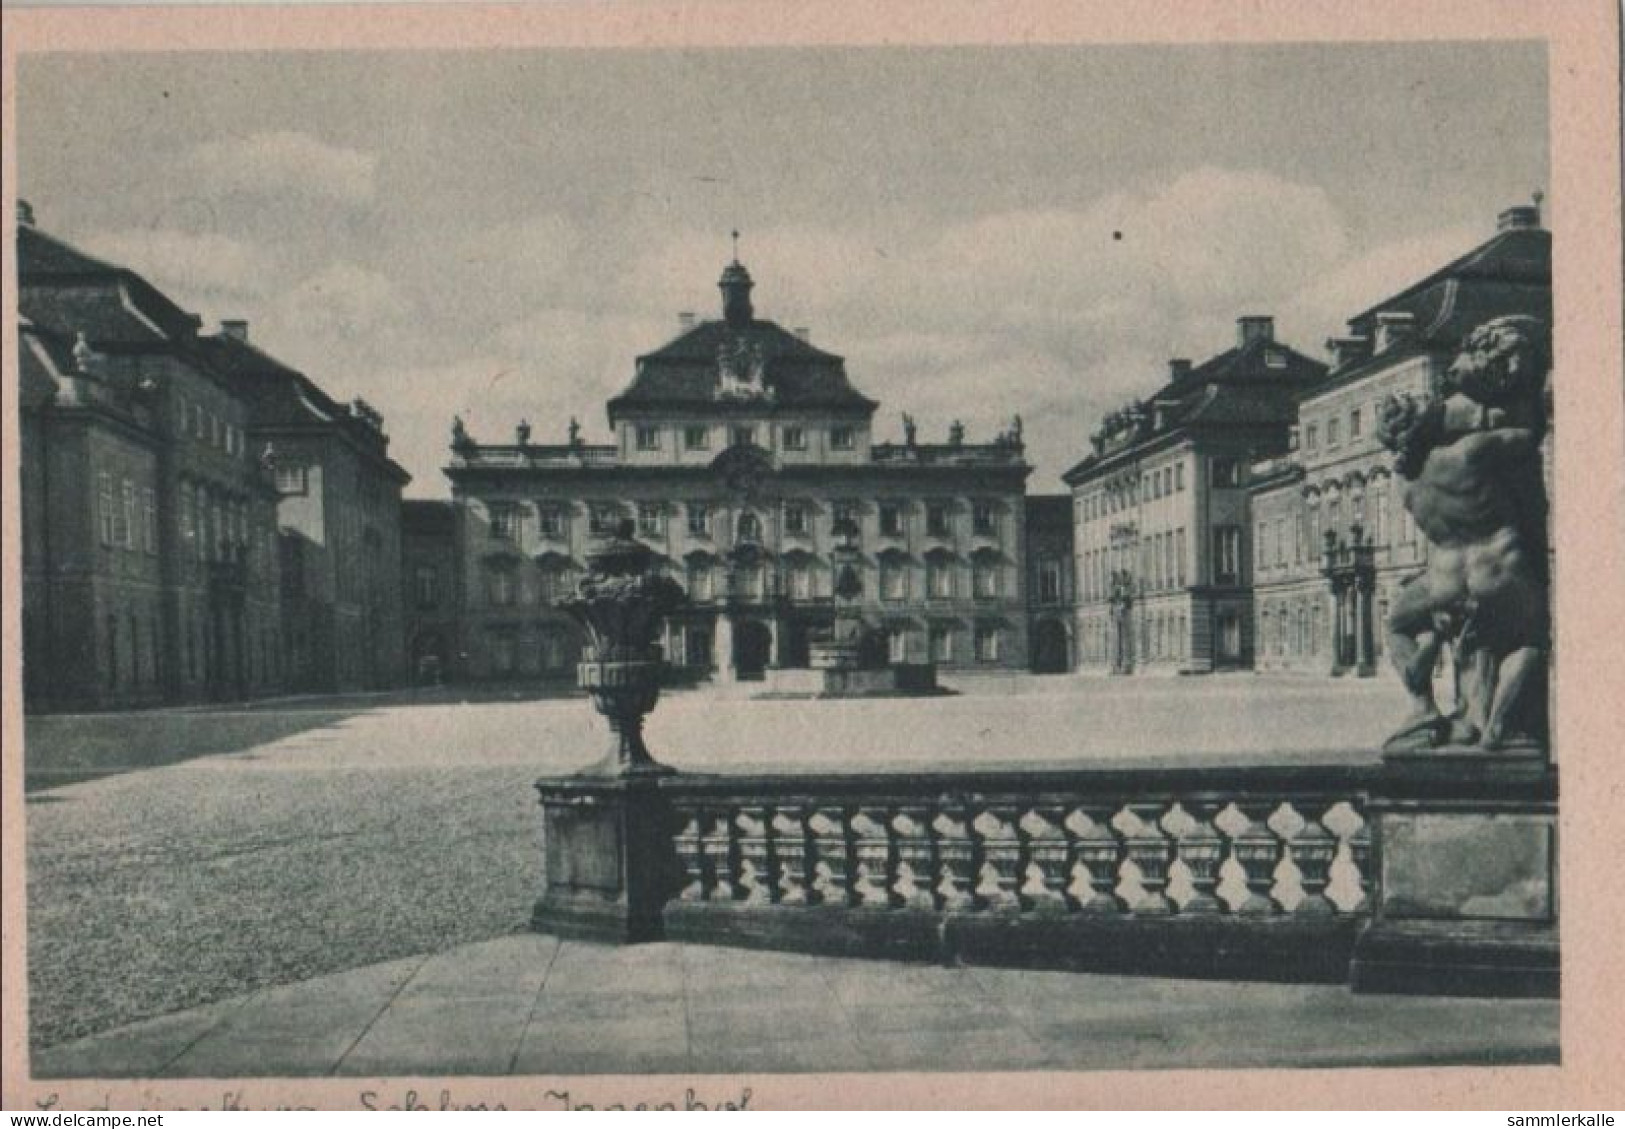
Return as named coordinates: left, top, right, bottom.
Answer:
left=1064, top=317, right=1327, bottom=675
left=1249, top=203, right=1552, bottom=676
left=16, top=202, right=409, bottom=711
left=443, top=259, right=1035, bottom=682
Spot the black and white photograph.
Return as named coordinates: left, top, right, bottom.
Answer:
left=3, top=0, right=1622, bottom=1111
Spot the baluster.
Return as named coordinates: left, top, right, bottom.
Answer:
left=1289, top=805, right=1339, bottom=916
left=701, top=810, right=738, bottom=901
left=1069, top=807, right=1126, bottom=913
left=770, top=807, right=811, bottom=905
left=809, top=806, right=853, bottom=907
left=1232, top=801, right=1284, bottom=916
left=674, top=810, right=706, bottom=902
left=735, top=805, right=773, bottom=905
left=1177, top=801, right=1226, bottom=914
left=892, top=806, right=936, bottom=911
left=851, top=807, right=895, bottom=908
left=1125, top=802, right=1175, bottom=915
left=1020, top=808, right=1071, bottom=912
left=1348, top=816, right=1373, bottom=914
left=932, top=808, right=976, bottom=912
left=974, top=806, right=1022, bottom=912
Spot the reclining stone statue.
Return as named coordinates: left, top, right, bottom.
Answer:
left=1378, top=314, right=1551, bottom=753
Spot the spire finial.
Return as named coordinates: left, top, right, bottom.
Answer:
left=731, top=229, right=740, bottom=264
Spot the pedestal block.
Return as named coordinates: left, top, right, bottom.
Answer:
left=1350, top=753, right=1558, bottom=997
left=532, top=775, right=678, bottom=943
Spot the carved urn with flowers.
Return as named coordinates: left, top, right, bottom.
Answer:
left=558, top=518, right=686, bottom=776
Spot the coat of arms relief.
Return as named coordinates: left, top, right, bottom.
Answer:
left=716, top=333, right=773, bottom=400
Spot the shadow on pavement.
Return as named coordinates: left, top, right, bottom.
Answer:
left=24, top=708, right=367, bottom=794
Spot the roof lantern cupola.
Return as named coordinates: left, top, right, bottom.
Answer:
left=719, top=231, right=754, bottom=328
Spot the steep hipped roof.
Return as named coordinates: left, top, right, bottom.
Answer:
left=17, top=224, right=203, bottom=344
left=199, top=332, right=410, bottom=482
left=1062, top=332, right=1327, bottom=483
left=607, top=264, right=878, bottom=417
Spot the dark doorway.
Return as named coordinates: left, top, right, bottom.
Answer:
left=733, top=620, right=772, bottom=679
left=1031, top=618, right=1070, bottom=674
left=780, top=620, right=811, bottom=668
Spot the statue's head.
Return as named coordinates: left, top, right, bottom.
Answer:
left=1445, top=315, right=1550, bottom=417
left=1377, top=392, right=1438, bottom=479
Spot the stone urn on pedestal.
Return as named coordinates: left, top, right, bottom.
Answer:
left=532, top=519, right=687, bottom=942
left=559, top=518, right=686, bottom=778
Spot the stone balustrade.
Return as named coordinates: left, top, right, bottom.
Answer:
left=533, top=759, right=1557, bottom=993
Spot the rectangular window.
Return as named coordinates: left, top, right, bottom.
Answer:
left=98, top=472, right=116, bottom=545
left=638, top=503, right=664, bottom=537
left=1176, top=527, right=1187, bottom=586
left=1350, top=408, right=1363, bottom=440
left=731, top=426, right=756, bottom=449
left=1276, top=517, right=1288, bottom=566
left=972, top=501, right=997, bottom=537
left=538, top=505, right=563, bottom=538
left=1038, top=560, right=1062, bottom=603
left=687, top=503, right=711, bottom=538
left=590, top=505, right=619, bottom=536
left=275, top=463, right=308, bottom=495
left=684, top=425, right=709, bottom=451
left=784, top=503, right=808, bottom=536
left=1214, top=526, right=1242, bottom=585
left=487, top=568, right=516, bottom=607
left=926, top=503, right=951, bottom=538
left=1210, top=459, right=1242, bottom=488
left=143, top=488, right=158, bottom=554
left=1305, top=424, right=1319, bottom=452
left=488, top=504, right=518, bottom=540
left=782, top=426, right=806, bottom=450
left=635, top=425, right=660, bottom=451
left=928, top=559, right=953, bottom=599
left=930, top=623, right=954, bottom=663
left=1175, top=463, right=1185, bottom=491
left=879, top=503, right=904, bottom=538
left=832, top=500, right=860, bottom=529
left=415, top=566, right=439, bottom=608
left=1257, top=521, right=1269, bottom=572
left=120, top=479, right=136, bottom=550
left=790, top=564, right=813, bottom=600
left=881, top=562, right=907, bottom=601
left=973, top=561, right=999, bottom=599
left=1327, top=417, right=1341, bottom=447
left=975, top=625, right=1001, bottom=663
left=687, top=561, right=714, bottom=601
left=888, top=627, right=908, bottom=665
left=830, top=426, right=855, bottom=450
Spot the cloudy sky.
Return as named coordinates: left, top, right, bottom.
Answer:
left=17, top=43, right=1547, bottom=493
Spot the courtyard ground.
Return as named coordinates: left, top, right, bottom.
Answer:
left=26, top=674, right=1415, bottom=1052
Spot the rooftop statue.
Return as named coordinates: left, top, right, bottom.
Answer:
left=1378, top=315, right=1551, bottom=754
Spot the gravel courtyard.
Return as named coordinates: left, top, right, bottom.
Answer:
left=25, top=675, right=1396, bottom=1049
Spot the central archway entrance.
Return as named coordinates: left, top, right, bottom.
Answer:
left=733, top=620, right=772, bottom=680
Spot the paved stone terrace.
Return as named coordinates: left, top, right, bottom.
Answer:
left=33, top=933, right=1559, bottom=1078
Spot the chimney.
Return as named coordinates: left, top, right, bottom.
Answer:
left=1237, top=316, right=1275, bottom=347
left=1326, top=334, right=1371, bottom=368
left=1373, top=311, right=1415, bottom=354
left=1168, top=358, right=1192, bottom=381
left=792, top=326, right=810, bottom=342
left=1497, top=204, right=1542, bottom=232
left=17, top=199, right=36, bottom=227
left=220, top=319, right=249, bottom=342
left=677, top=312, right=697, bottom=331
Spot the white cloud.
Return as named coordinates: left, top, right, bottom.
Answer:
left=185, top=132, right=379, bottom=205
left=271, top=261, right=408, bottom=339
